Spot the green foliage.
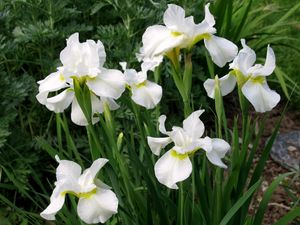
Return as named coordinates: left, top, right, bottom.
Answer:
left=0, top=0, right=299, bottom=224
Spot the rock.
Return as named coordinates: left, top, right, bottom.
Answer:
left=270, top=130, right=300, bottom=171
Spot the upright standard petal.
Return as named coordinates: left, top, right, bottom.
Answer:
left=59, top=33, right=105, bottom=78
left=147, top=137, right=172, bottom=156
left=183, top=110, right=205, bottom=139
left=204, top=35, right=238, bottom=67
left=78, top=158, right=108, bottom=190
left=140, top=25, right=185, bottom=59
left=154, top=150, right=192, bottom=189
left=203, top=74, right=237, bottom=99
left=204, top=3, right=215, bottom=27
left=55, top=155, right=82, bottom=181
left=158, top=115, right=169, bottom=135
left=230, top=39, right=256, bottom=75
left=77, top=188, right=118, bottom=224
left=247, top=45, right=276, bottom=77
left=131, top=81, right=162, bottom=109
left=86, top=69, right=125, bottom=99
left=163, top=4, right=186, bottom=31
left=242, top=80, right=280, bottom=112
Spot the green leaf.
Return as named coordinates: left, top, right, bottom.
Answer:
left=252, top=172, right=295, bottom=225
left=274, top=67, right=290, bottom=100
left=273, top=206, right=300, bottom=225
left=219, top=178, right=262, bottom=225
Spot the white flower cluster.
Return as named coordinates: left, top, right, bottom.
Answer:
left=38, top=3, right=281, bottom=224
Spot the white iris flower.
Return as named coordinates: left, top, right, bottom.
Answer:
left=204, top=39, right=280, bottom=113
left=147, top=110, right=230, bottom=189
left=137, top=4, right=237, bottom=69
left=40, top=156, right=118, bottom=224
left=36, top=33, right=125, bottom=125
left=120, top=62, right=162, bottom=109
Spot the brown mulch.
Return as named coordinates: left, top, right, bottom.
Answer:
left=251, top=107, right=300, bottom=224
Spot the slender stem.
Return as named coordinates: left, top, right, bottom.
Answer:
left=179, top=183, right=184, bottom=225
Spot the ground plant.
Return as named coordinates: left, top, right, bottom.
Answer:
left=0, top=0, right=300, bottom=225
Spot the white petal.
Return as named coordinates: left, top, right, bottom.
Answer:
left=205, top=138, right=230, bottom=168
left=87, top=69, right=125, bottom=99
left=71, top=98, right=89, bottom=126
left=147, top=137, right=172, bottom=156
left=154, top=150, right=192, bottom=189
left=41, top=181, right=81, bottom=220
left=36, top=71, right=68, bottom=105
left=137, top=45, right=163, bottom=71
left=91, top=94, right=104, bottom=114
left=46, top=89, right=74, bottom=113
left=230, top=39, right=256, bottom=75
left=37, top=71, right=67, bottom=94
left=183, top=110, right=205, bottom=140
left=242, top=80, right=280, bottom=112
left=141, top=25, right=185, bottom=58
left=78, top=158, right=108, bottom=190
left=163, top=4, right=186, bottom=30
left=169, top=127, right=191, bottom=152
left=203, top=74, right=236, bottom=99
left=131, top=81, right=162, bottom=109
left=40, top=186, right=66, bottom=220
left=100, top=97, right=120, bottom=111
left=204, top=35, right=238, bottom=67
left=158, top=115, right=169, bottom=135
left=77, top=188, right=118, bottom=224
left=55, top=156, right=82, bottom=182
left=36, top=92, right=49, bottom=105
left=204, top=3, right=215, bottom=27
left=195, top=136, right=213, bottom=153
left=140, top=56, right=163, bottom=72
left=119, top=62, right=127, bottom=71
left=247, top=45, right=276, bottom=77
left=124, top=69, right=146, bottom=86
left=59, top=33, right=105, bottom=78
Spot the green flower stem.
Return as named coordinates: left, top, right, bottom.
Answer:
left=102, top=104, right=136, bottom=212
left=214, top=168, right=223, bottom=225
left=169, top=59, right=191, bottom=117
left=179, top=183, right=184, bottom=225
left=86, top=124, right=103, bottom=160
left=55, top=113, right=63, bottom=154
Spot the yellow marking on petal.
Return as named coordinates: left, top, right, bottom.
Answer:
left=194, top=33, right=211, bottom=43
left=171, top=31, right=183, bottom=37
left=77, top=189, right=97, bottom=198
left=136, top=81, right=147, bottom=88
left=59, top=73, right=65, bottom=81
left=61, top=188, right=97, bottom=199
left=188, top=33, right=212, bottom=50
left=170, top=150, right=188, bottom=160
left=250, top=76, right=265, bottom=84
left=72, top=75, right=96, bottom=85
left=233, top=70, right=247, bottom=87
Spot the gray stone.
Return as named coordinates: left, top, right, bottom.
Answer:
left=270, top=130, right=300, bottom=171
